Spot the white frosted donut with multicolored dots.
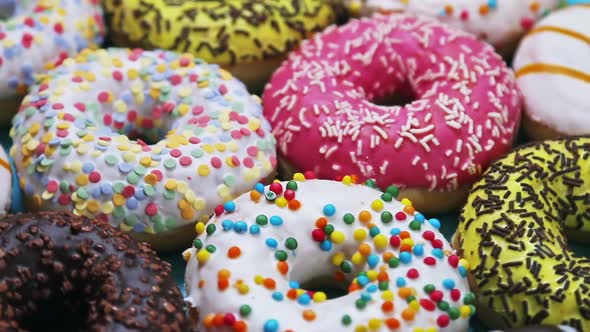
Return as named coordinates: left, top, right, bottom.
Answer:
left=184, top=177, right=476, bottom=332
left=0, top=146, right=12, bottom=215
left=0, top=0, right=104, bottom=123
left=345, top=0, right=564, bottom=54
left=10, top=48, right=277, bottom=250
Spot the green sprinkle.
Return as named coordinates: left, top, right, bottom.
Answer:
left=378, top=281, right=389, bottom=291
left=406, top=295, right=416, bottom=303
left=164, top=159, right=176, bottom=169
left=386, top=185, right=399, bottom=197
left=324, top=224, right=334, bottom=235
left=381, top=211, right=393, bottom=223
left=285, top=237, right=298, bottom=250
left=424, top=284, right=435, bottom=293
left=463, top=292, right=476, bottom=305
left=449, top=307, right=460, bottom=320
left=341, top=315, right=352, bottom=326
left=380, top=192, right=393, bottom=202
left=343, top=213, right=355, bottom=224
left=438, top=301, right=450, bottom=311
left=355, top=299, right=366, bottom=309
left=205, top=244, right=216, bottom=253
left=239, top=304, right=251, bottom=317
left=409, top=220, right=421, bottom=230
left=364, top=179, right=376, bottom=188
left=193, top=239, right=203, bottom=249
left=388, top=257, right=400, bottom=268
left=286, top=181, right=297, bottom=190
left=256, top=214, right=268, bottom=225
left=274, top=250, right=288, bottom=261
left=206, top=223, right=216, bottom=235
left=105, top=155, right=118, bottom=166
left=127, top=172, right=140, bottom=184
left=340, top=261, right=352, bottom=273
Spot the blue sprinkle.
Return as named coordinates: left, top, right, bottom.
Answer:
left=367, top=254, right=379, bottom=268
left=390, top=228, right=401, bottom=236
left=272, top=291, right=284, bottom=301
left=134, top=189, right=147, bottom=200
left=234, top=221, right=247, bottom=233
left=289, top=281, right=300, bottom=289
left=90, top=187, right=102, bottom=198
left=125, top=197, right=139, bottom=210
left=413, top=244, right=424, bottom=256
left=320, top=240, right=333, bottom=251
left=100, top=183, right=113, bottom=196
left=458, top=266, right=467, bottom=278
left=263, top=319, right=279, bottom=332
left=221, top=220, right=234, bottom=231
left=357, top=275, right=369, bottom=287
left=399, top=252, right=412, bottom=264
left=361, top=292, right=372, bottom=301
left=432, top=248, right=444, bottom=259
left=118, top=163, right=132, bottom=174
left=265, top=238, right=278, bottom=248
left=396, top=277, right=406, bottom=287
left=369, top=226, right=380, bottom=237
left=297, top=293, right=311, bottom=305
left=487, top=0, right=497, bottom=8
left=82, top=162, right=94, bottom=173
left=249, top=225, right=260, bottom=234
left=367, top=284, right=378, bottom=293
left=255, top=183, right=265, bottom=193
left=429, top=218, right=441, bottom=229
left=132, top=223, right=145, bottom=233
left=414, top=213, right=425, bottom=223
left=323, top=204, right=336, bottom=216
left=442, top=279, right=456, bottom=290
left=270, top=216, right=283, bottom=226
left=223, top=201, right=236, bottom=212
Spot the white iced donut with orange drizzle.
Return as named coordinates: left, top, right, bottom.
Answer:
left=345, top=0, right=563, bottom=54
left=513, top=5, right=590, bottom=140
left=184, top=176, right=476, bottom=332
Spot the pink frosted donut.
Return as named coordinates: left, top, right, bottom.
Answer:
left=262, top=14, right=523, bottom=214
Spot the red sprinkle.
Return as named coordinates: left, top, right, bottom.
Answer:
left=88, top=171, right=101, bottom=183
left=311, top=228, right=325, bottom=242
left=437, top=314, right=450, bottom=328
left=422, top=230, right=435, bottom=241
left=423, top=257, right=436, bottom=266
left=179, top=156, right=192, bottom=167
left=145, top=203, right=158, bottom=216
left=395, top=212, right=406, bottom=221
left=214, top=205, right=224, bottom=216
left=389, top=235, right=401, bottom=247
left=122, top=186, right=135, bottom=198
left=269, top=182, right=283, bottom=195
left=451, top=288, right=461, bottom=302
left=420, top=299, right=436, bottom=311
left=429, top=290, right=444, bottom=302
left=448, top=255, right=459, bottom=268
left=406, top=268, right=419, bottom=279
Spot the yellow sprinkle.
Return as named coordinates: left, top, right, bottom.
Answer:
left=367, top=270, right=378, bottom=281
left=196, top=249, right=210, bottom=264
left=182, top=208, right=195, bottom=220
left=75, top=174, right=89, bottom=186
left=293, top=172, right=305, bottom=181
left=202, top=144, right=215, bottom=154
left=165, top=179, right=178, bottom=191
left=373, top=234, right=388, bottom=250
left=127, top=68, right=139, bottom=80
left=182, top=250, right=192, bottom=262
left=460, top=305, right=472, bottom=318
left=402, top=238, right=414, bottom=247
left=426, top=328, right=438, bottom=332
left=214, top=142, right=226, bottom=152
left=86, top=200, right=100, bottom=213
left=101, top=202, right=114, bottom=214
left=401, top=198, right=413, bottom=207
left=368, top=319, right=381, bottom=331
left=413, top=328, right=425, bottom=332
left=371, top=199, right=384, bottom=211
left=237, top=284, right=249, bottom=294
left=275, top=197, right=288, bottom=208
left=195, top=222, right=206, bottom=235
left=342, top=175, right=352, bottom=185
left=254, top=275, right=264, bottom=285
left=313, top=292, right=327, bottom=302
left=381, top=290, right=394, bottom=301
left=459, top=258, right=470, bottom=269
left=144, top=173, right=157, bottom=185
left=353, top=228, right=367, bottom=241
left=332, top=253, right=345, bottom=266
left=112, top=194, right=125, bottom=206
left=330, top=231, right=346, bottom=244
left=409, top=300, right=420, bottom=311
left=355, top=325, right=368, bottom=332
left=198, top=164, right=210, bottom=176
left=193, top=198, right=206, bottom=211
left=351, top=252, right=364, bottom=265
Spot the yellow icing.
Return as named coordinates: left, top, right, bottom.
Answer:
left=455, top=138, right=590, bottom=330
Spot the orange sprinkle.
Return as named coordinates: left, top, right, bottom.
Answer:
left=358, top=243, right=372, bottom=256
left=288, top=199, right=301, bottom=210
left=444, top=5, right=453, bottom=15
left=479, top=4, right=489, bottom=15
left=233, top=321, right=248, bottom=332
left=263, top=278, right=276, bottom=290
left=399, top=231, right=410, bottom=239
left=218, top=279, right=229, bottom=290
left=385, top=318, right=400, bottom=329
left=250, top=190, right=261, bottom=202
left=198, top=279, right=206, bottom=288
left=277, top=261, right=289, bottom=275
left=303, top=310, right=316, bottom=321
left=287, top=289, right=298, bottom=299
left=358, top=210, right=372, bottom=223
left=334, top=271, right=346, bottom=282
left=350, top=174, right=359, bottom=183
left=400, top=244, right=412, bottom=252
left=381, top=301, right=394, bottom=313
left=402, top=308, right=415, bottom=321
left=228, top=246, right=242, bottom=259
left=403, top=206, right=415, bottom=215
left=213, top=313, right=225, bottom=326
left=382, top=252, right=394, bottom=262
left=378, top=271, right=389, bottom=282
left=366, top=222, right=377, bottom=229
left=315, top=217, right=328, bottom=229
left=398, top=287, right=413, bottom=298
left=203, top=314, right=215, bottom=327
left=348, top=283, right=361, bottom=292
left=530, top=1, right=540, bottom=12
left=218, top=269, right=231, bottom=279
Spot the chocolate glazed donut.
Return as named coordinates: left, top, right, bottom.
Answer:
left=0, top=212, right=188, bottom=331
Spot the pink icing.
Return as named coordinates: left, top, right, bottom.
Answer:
left=262, top=14, right=522, bottom=191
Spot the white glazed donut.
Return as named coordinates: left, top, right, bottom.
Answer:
left=184, top=177, right=476, bottom=332
left=0, top=0, right=104, bottom=123
left=513, top=5, right=590, bottom=140
left=10, top=48, right=277, bottom=250
left=0, top=147, right=12, bottom=215
left=345, top=0, right=562, bottom=54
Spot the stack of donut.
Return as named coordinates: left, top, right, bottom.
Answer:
left=1, top=0, right=590, bottom=331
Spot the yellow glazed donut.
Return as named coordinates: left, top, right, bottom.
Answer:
left=103, top=0, right=344, bottom=92
left=453, top=137, right=590, bottom=331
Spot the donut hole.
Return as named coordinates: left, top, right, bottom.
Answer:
left=298, top=275, right=349, bottom=300
left=370, top=81, right=416, bottom=107
left=19, top=291, right=90, bottom=331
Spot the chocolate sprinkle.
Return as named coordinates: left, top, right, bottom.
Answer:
left=0, top=212, right=187, bottom=331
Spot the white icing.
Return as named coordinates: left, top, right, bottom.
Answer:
left=184, top=179, right=473, bottom=331
left=0, top=0, right=104, bottom=99
left=513, top=6, right=590, bottom=135
left=346, top=0, right=560, bottom=49
left=0, top=147, right=12, bottom=215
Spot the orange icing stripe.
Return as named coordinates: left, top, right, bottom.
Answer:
left=0, top=158, right=11, bottom=173
left=516, top=63, right=590, bottom=83
left=527, top=25, right=590, bottom=45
